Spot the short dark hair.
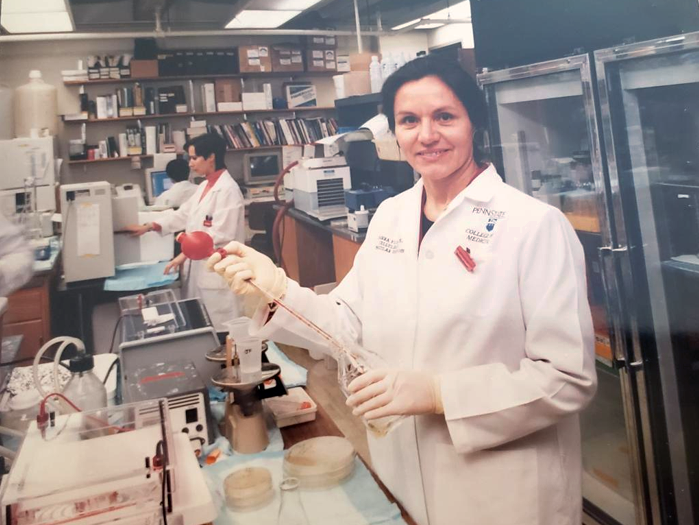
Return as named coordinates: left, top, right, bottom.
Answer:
left=187, top=133, right=227, bottom=170
left=165, top=158, right=190, bottom=182
left=381, top=55, right=489, bottom=166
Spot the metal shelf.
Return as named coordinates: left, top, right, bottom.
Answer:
left=64, top=71, right=338, bottom=86
left=61, top=106, right=336, bottom=124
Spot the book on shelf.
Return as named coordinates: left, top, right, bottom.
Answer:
left=158, top=86, right=186, bottom=114
left=107, top=136, right=120, bottom=157
left=201, top=83, right=217, bottom=113
left=126, top=126, right=143, bottom=155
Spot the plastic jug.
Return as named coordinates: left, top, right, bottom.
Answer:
left=0, top=84, right=14, bottom=139
left=370, top=56, right=383, bottom=93
left=14, top=70, right=58, bottom=138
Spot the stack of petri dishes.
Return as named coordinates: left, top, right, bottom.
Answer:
left=283, top=436, right=356, bottom=489
left=224, top=467, right=275, bottom=511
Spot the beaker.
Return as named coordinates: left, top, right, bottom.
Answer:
left=276, top=478, right=309, bottom=525
left=337, top=348, right=406, bottom=438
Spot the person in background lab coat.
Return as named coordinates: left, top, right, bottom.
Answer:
left=0, top=212, right=33, bottom=296
left=207, top=56, right=597, bottom=525
left=126, top=133, right=244, bottom=336
left=154, top=158, right=198, bottom=208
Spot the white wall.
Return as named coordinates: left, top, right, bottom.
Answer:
left=0, top=34, right=368, bottom=187
left=378, top=32, right=429, bottom=60
left=427, top=23, right=475, bottom=50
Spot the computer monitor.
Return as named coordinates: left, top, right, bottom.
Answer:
left=243, top=151, right=281, bottom=186
left=145, top=169, right=174, bottom=205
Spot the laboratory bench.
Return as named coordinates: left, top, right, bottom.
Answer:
left=276, top=206, right=366, bottom=288
left=280, top=399, right=417, bottom=525
left=3, top=243, right=61, bottom=361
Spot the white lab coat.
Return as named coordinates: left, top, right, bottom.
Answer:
left=251, top=165, right=597, bottom=525
left=156, top=170, right=244, bottom=330
left=154, top=180, right=198, bottom=208
left=0, top=212, right=33, bottom=296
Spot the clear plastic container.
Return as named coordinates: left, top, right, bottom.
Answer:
left=14, top=70, right=57, bottom=138
left=0, top=83, right=14, bottom=139
left=1, top=390, right=41, bottom=433
left=276, top=478, right=310, bottom=525
left=62, top=354, right=108, bottom=437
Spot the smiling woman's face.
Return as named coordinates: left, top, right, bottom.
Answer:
left=393, top=75, right=476, bottom=186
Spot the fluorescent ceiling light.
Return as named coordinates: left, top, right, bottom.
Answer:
left=392, top=18, right=420, bottom=31
left=226, top=10, right=301, bottom=29
left=2, top=12, right=73, bottom=33
left=415, top=22, right=445, bottom=29
left=425, top=1, right=471, bottom=21
left=2, top=0, right=67, bottom=14
left=253, top=0, right=324, bottom=9
left=392, top=1, right=471, bottom=31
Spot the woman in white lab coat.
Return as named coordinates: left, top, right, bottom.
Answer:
left=127, top=133, right=244, bottom=334
left=208, top=56, right=597, bottom=525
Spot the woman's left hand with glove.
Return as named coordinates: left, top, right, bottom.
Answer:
left=346, top=369, right=444, bottom=420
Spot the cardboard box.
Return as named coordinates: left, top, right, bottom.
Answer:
left=305, top=48, right=337, bottom=72
left=130, top=59, right=158, bottom=78
left=303, top=35, right=338, bottom=48
left=271, top=45, right=305, bottom=72
left=237, top=45, right=272, bottom=73
left=215, top=78, right=242, bottom=103
left=286, top=84, right=317, bottom=108
left=242, top=92, right=269, bottom=111
left=349, top=52, right=380, bottom=72
left=334, top=72, right=371, bottom=98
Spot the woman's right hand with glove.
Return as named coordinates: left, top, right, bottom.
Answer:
left=206, top=241, right=287, bottom=302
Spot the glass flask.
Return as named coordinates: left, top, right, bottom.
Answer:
left=276, top=478, right=310, bottom=525
left=337, top=347, right=406, bottom=438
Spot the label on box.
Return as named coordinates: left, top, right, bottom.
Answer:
left=261, top=65, right=267, bottom=71
left=175, top=104, right=188, bottom=113
left=312, top=36, right=324, bottom=44
left=313, top=50, right=324, bottom=59
left=249, top=58, right=261, bottom=66
left=313, top=60, right=324, bottom=67
left=326, top=61, right=336, bottom=69
left=247, top=49, right=259, bottom=58
left=326, top=37, right=336, bottom=46
left=292, top=56, right=303, bottom=63
left=259, top=47, right=269, bottom=57
left=280, top=58, right=291, bottom=65
left=325, top=50, right=335, bottom=60
left=280, top=49, right=291, bottom=56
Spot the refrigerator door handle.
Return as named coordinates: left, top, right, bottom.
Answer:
left=598, top=245, right=631, bottom=369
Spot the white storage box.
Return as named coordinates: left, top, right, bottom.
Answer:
left=114, top=231, right=174, bottom=266
left=265, top=387, right=317, bottom=428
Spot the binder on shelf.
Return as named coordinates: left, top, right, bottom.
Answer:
left=145, top=126, right=157, bottom=155
left=118, top=133, right=128, bottom=157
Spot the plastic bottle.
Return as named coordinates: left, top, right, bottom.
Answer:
left=0, top=84, right=14, bottom=139
left=62, top=352, right=108, bottom=437
left=389, top=54, right=400, bottom=76
left=14, top=70, right=58, bottom=138
left=369, top=56, right=383, bottom=93
left=381, top=53, right=393, bottom=81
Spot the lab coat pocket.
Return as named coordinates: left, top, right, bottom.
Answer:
left=432, top=443, right=538, bottom=525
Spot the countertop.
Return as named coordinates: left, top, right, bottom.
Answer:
left=280, top=206, right=367, bottom=244
left=280, top=399, right=416, bottom=525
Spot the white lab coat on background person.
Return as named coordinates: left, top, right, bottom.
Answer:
left=247, top=165, right=597, bottom=525
left=156, top=171, right=244, bottom=330
left=154, top=180, right=198, bottom=208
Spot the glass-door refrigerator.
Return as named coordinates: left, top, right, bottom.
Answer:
left=595, top=31, right=699, bottom=525
left=478, top=55, right=652, bottom=525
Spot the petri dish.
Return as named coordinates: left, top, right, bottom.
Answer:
left=283, top=436, right=356, bottom=489
left=224, top=467, right=274, bottom=510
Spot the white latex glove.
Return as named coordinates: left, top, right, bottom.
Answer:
left=206, top=241, right=287, bottom=301
left=345, top=369, right=444, bottom=420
